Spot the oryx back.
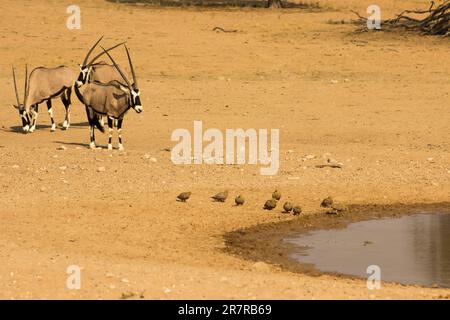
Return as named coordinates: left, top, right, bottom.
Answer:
left=89, top=62, right=125, bottom=84
left=26, top=66, right=77, bottom=109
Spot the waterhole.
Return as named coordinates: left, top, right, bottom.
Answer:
left=286, top=213, right=450, bottom=288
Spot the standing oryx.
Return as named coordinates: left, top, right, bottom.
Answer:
left=74, top=45, right=142, bottom=150
left=12, top=37, right=125, bottom=134
left=27, top=66, right=77, bottom=132
left=12, top=64, right=76, bottom=133
left=76, top=36, right=127, bottom=128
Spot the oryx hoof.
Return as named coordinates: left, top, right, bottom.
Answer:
left=108, top=144, right=113, bottom=150
left=50, top=124, right=56, bottom=132
left=118, top=144, right=124, bottom=151
left=89, top=142, right=96, bottom=150
left=29, top=126, right=36, bottom=133
left=62, top=121, right=70, bottom=130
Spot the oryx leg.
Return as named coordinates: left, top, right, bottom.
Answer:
left=61, top=87, right=72, bottom=130
left=85, top=107, right=96, bottom=149
left=117, top=118, right=124, bottom=151
left=107, top=117, right=114, bottom=150
left=46, top=100, right=56, bottom=132
left=29, top=104, right=39, bottom=133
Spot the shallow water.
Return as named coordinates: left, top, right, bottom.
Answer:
left=286, top=213, right=450, bottom=288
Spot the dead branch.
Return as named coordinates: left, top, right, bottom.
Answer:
left=212, top=27, right=239, bottom=33
left=352, top=0, right=450, bottom=36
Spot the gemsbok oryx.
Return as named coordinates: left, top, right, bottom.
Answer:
left=74, top=45, right=142, bottom=150
left=16, top=38, right=125, bottom=134
left=76, top=36, right=127, bottom=128
left=76, top=36, right=125, bottom=87
left=12, top=64, right=76, bottom=133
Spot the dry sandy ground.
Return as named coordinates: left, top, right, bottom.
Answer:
left=0, top=0, right=449, bottom=299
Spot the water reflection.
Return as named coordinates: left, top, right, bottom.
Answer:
left=286, top=213, right=450, bottom=287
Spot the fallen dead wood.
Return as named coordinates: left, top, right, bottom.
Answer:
left=315, top=163, right=343, bottom=169
left=212, top=26, right=239, bottom=33
left=353, top=0, right=450, bottom=36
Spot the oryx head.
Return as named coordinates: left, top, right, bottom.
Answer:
left=125, top=45, right=142, bottom=112
left=101, top=45, right=143, bottom=114
left=76, top=36, right=125, bottom=87
left=12, top=65, right=30, bottom=133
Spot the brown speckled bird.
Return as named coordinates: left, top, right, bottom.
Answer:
left=327, top=203, right=346, bottom=215
left=212, top=190, right=229, bottom=202
left=235, top=195, right=245, bottom=206
left=272, top=190, right=281, bottom=201
left=331, top=203, right=346, bottom=212
left=283, top=202, right=293, bottom=213
left=321, top=196, right=333, bottom=208
left=293, top=205, right=302, bottom=215
left=264, top=199, right=277, bottom=210
left=177, top=192, right=191, bottom=202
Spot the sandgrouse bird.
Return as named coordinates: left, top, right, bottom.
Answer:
left=264, top=199, right=277, bottom=210
left=272, top=190, right=281, bottom=201
left=293, top=205, right=302, bottom=215
left=321, top=196, right=333, bottom=208
left=177, top=192, right=191, bottom=202
left=235, top=195, right=245, bottom=206
left=212, top=190, right=229, bottom=202
left=283, top=202, right=293, bottom=213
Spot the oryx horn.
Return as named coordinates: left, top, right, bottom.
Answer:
left=88, top=41, right=126, bottom=66
left=125, top=45, right=137, bottom=87
left=24, top=64, right=28, bottom=106
left=99, top=45, right=133, bottom=91
left=82, top=35, right=104, bottom=67
left=12, top=66, right=21, bottom=106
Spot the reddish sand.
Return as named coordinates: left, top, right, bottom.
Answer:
left=0, top=0, right=449, bottom=299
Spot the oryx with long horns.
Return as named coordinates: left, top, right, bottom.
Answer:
left=12, top=64, right=76, bottom=133
left=76, top=36, right=127, bottom=128
left=74, top=45, right=142, bottom=150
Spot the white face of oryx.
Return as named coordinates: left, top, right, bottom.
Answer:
left=131, top=89, right=143, bottom=113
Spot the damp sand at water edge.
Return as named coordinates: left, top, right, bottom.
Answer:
left=286, top=213, right=450, bottom=288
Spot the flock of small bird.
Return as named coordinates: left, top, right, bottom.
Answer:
left=176, top=190, right=344, bottom=215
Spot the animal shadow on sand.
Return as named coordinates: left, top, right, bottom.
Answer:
left=8, top=122, right=89, bottom=134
